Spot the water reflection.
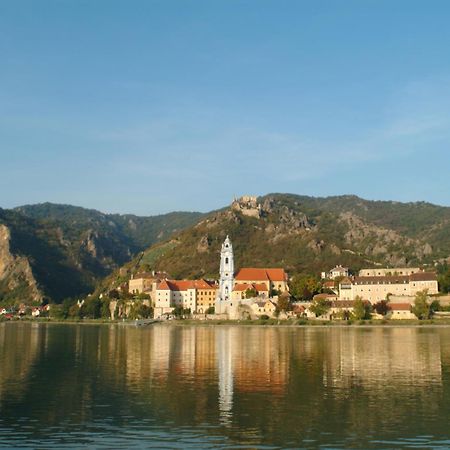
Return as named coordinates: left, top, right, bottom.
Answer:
left=0, top=323, right=450, bottom=448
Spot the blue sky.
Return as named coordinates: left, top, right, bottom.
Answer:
left=1, top=0, right=450, bottom=215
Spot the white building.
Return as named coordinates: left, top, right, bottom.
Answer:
left=154, top=280, right=197, bottom=317
left=321, top=265, right=349, bottom=280
left=338, top=271, right=438, bottom=304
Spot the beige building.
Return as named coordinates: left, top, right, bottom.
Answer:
left=250, top=300, right=277, bottom=317
left=231, top=283, right=269, bottom=301
left=234, top=268, right=289, bottom=294
left=338, top=272, right=438, bottom=303
left=129, top=277, right=155, bottom=295
left=388, top=303, right=417, bottom=320
left=196, top=280, right=218, bottom=313
left=154, top=279, right=217, bottom=317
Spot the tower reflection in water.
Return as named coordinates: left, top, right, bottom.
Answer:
left=0, top=323, right=448, bottom=441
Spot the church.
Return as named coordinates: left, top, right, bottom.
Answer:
left=215, top=236, right=289, bottom=316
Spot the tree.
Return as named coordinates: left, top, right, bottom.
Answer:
left=83, top=297, right=102, bottom=319
left=138, top=304, right=153, bottom=319
left=352, top=296, right=372, bottom=320
left=412, top=290, right=431, bottom=320
left=309, top=298, right=330, bottom=317
left=69, top=304, right=82, bottom=318
left=101, top=299, right=111, bottom=319
left=289, top=275, right=321, bottom=301
left=276, top=295, right=291, bottom=314
left=438, top=266, right=450, bottom=293
left=373, top=300, right=389, bottom=316
left=205, top=306, right=215, bottom=314
left=172, top=306, right=191, bottom=318
left=245, top=288, right=257, bottom=299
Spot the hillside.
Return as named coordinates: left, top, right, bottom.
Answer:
left=114, top=194, right=450, bottom=283
left=0, top=204, right=203, bottom=303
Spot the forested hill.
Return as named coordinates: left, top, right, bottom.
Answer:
left=3, top=195, right=450, bottom=305
left=109, top=194, right=450, bottom=286
left=0, top=203, right=203, bottom=303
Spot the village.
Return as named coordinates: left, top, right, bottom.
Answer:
left=118, top=235, right=449, bottom=322
left=1, top=234, right=449, bottom=323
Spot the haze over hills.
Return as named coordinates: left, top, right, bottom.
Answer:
left=1, top=194, right=450, bottom=304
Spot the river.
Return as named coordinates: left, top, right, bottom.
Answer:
left=1, top=322, right=449, bottom=448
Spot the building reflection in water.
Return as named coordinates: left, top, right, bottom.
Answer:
left=1, top=323, right=449, bottom=436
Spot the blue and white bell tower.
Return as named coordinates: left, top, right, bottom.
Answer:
left=216, top=235, right=234, bottom=312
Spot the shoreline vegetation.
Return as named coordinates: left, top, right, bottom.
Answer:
left=3, top=316, right=450, bottom=327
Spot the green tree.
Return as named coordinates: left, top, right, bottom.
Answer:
left=101, top=299, right=111, bottom=319
left=205, top=306, right=215, bottom=314
left=83, top=297, right=102, bottom=319
left=309, top=298, right=331, bottom=317
left=245, top=288, right=257, bottom=299
left=352, top=296, right=372, bottom=320
left=438, top=265, right=450, bottom=293
left=138, top=304, right=153, bottom=319
left=290, top=275, right=321, bottom=301
left=69, top=303, right=82, bottom=318
left=412, top=290, right=431, bottom=320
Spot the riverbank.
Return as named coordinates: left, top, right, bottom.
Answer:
left=4, top=316, right=450, bottom=327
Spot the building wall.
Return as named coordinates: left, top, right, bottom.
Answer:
left=234, top=279, right=288, bottom=293
left=197, top=288, right=217, bottom=313
left=339, top=278, right=438, bottom=303
left=129, top=278, right=153, bottom=294
left=358, top=268, right=421, bottom=277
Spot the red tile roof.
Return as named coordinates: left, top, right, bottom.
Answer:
left=389, top=303, right=412, bottom=311
left=235, top=268, right=287, bottom=282
left=157, top=279, right=217, bottom=291
left=409, top=272, right=437, bottom=281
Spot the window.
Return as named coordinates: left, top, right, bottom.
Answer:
left=225, top=257, right=229, bottom=264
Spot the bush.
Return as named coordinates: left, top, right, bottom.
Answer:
left=260, top=314, right=270, bottom=320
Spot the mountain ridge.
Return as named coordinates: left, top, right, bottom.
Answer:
left=2, top=194, right=450, bottom=304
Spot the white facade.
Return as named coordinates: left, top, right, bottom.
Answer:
left=154, top=280, right=198, bottom=318
left=216, top=236, right=235, bottom=315
left=321, top=265, right=349, bottom=280
left=338, top=272, right=438, bottom=304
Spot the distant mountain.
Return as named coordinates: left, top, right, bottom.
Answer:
left=0, top=203, right=203, bottom=303
left=107, top=194, right=450, bottom=286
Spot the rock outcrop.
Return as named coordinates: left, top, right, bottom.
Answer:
left=0, top=225, right=42, bottom=303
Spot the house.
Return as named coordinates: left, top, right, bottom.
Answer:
left=234, top=268, right=289, bottom=294
left=387, top=303, right=416, bottom=320
left=250, top=300, right=277, bottom=318
left=321, top=265, right=349, bottom=280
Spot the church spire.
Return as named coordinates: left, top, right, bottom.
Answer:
left=217, top=235, right=234, bottom=305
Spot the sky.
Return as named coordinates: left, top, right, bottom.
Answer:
left=2, top=0, right=450, bottom=215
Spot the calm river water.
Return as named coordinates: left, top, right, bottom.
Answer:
left=1, top=323, right=450, bottom=449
